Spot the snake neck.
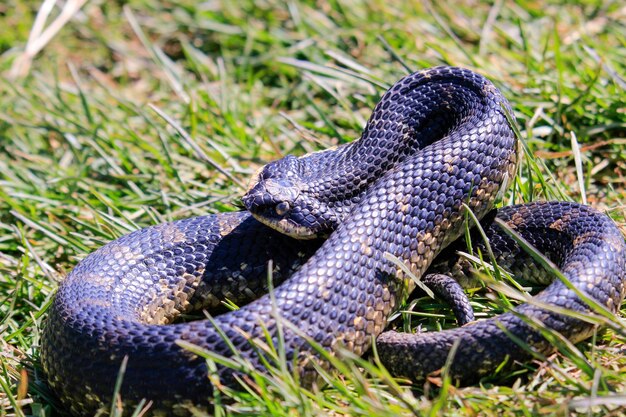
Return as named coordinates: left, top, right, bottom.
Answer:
left=244, top=66, right=515, bottom=240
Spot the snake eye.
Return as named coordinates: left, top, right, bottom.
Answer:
left=275, top=201, right=290, bottom=216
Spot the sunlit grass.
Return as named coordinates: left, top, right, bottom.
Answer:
left=0, top=0, right=624, bottom=416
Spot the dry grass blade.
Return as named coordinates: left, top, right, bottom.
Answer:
left=9, top=0, right=87, bottom=78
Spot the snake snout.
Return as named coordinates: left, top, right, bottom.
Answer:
left=242, top=176, right=306, bottom=236
left=243, top=177, right=298, bottom=213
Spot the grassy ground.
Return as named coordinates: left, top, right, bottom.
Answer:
left=1, top=0, right=625, bottom=416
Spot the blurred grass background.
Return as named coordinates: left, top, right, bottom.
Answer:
left=0, top=0, right=625, bottom=416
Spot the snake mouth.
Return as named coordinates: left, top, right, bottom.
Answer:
left=249, top=211, right=320, bottom=239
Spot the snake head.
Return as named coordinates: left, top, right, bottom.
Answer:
left=242, top=155, right=339, bottom=239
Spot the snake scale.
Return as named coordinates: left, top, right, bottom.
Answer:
left=41, top=67, right=626, bottom=415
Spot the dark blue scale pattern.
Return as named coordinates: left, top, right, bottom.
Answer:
left=41, top=67, right=626, bottom=415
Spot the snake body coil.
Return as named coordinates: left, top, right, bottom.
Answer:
left=41, top=67, right=626, bottom=415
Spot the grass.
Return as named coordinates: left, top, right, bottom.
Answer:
left=0, top=0, right=625, bottom=416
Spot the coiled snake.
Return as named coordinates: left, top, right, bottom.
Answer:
left=41, top=67, right=626, bottom=415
